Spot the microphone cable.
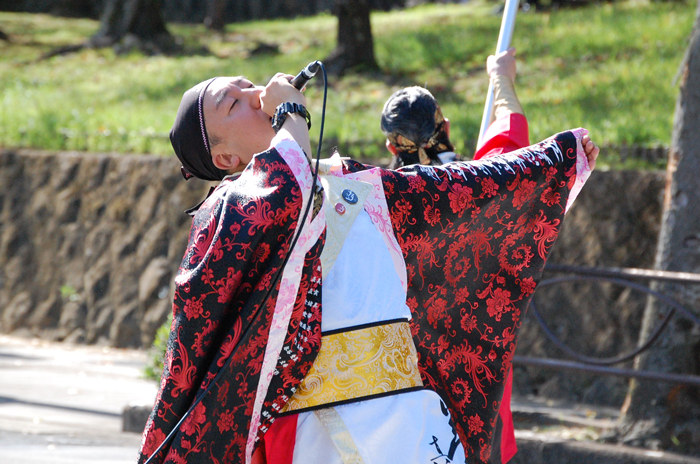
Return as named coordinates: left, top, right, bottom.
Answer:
left=143, top=61, right=328, bottom=464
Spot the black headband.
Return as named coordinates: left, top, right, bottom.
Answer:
left=170, top=78, right=228, bottom=181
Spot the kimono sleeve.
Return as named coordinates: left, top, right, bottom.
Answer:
left=380, top=129, right=591, bottom=463
left=474, top=110, right=530, bottom=464
left=138, top=134, right=317, bottom=464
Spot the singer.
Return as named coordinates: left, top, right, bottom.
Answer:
left=138, top=59, right=599, bottom=464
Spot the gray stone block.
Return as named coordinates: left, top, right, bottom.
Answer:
left=122, top=404, right=152, bottom=433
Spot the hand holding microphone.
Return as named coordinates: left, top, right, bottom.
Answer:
left=259, top=61, right=320, bottom=117
left=260, top=73, right=306, bottom=118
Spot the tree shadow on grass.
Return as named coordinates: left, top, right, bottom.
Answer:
left=35, top=34, right=211, bottom=64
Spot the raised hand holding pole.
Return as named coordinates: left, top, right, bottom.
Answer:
left=476, top=0, right=520, bottom=149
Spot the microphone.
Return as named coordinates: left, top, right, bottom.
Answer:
left=291, top=61, right=321, bottom=90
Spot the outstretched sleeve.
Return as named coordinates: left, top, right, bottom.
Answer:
left=475, top=106, right=530, bottom=464
left=380, top=129, right=592, bottom=463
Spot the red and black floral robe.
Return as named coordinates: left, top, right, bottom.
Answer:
left=138, top=125, right=591, bottom=464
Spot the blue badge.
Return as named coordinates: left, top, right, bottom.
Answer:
left=341, top=189, right=358, bottom=204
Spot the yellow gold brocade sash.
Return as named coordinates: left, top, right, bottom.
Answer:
left=282, top=320, right=424, bottom=413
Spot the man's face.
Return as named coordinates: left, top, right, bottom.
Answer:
left=202, top=76, right=276, bottom=169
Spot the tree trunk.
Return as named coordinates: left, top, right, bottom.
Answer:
left=325, top=0, right=378, bottom=74
left=90, top=0, right=177, bottom=54
left=618, top=1, right=700, bottom=455
left=204, top=0, right=227, bottom=32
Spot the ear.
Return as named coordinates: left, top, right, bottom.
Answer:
left=212, top=153, right=241, bottom=172
left=385, top=139, right=398, bottom=156
left=444, top=118, right=451, bottom=138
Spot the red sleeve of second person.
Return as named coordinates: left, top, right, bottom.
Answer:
left=474, top=111, right=529, bottom=464
left=473, top=113, right=530, bottom=160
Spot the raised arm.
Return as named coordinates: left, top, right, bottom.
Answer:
left=475, top=48, right=530, bottom=159
left=488, top=47, right=523, bottom=120
left=475, top=49, right=600, bottom=169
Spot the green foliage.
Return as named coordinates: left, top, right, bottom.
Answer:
left=143, top=313, right=172, bottom=382
left=0, top=1, right=694, bottom=168
left=59, top=284, right=80, bottom=301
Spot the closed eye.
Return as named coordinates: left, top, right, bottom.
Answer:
left=227, top=82, right=254, bottom=113
left=219, top=79, right=254, bottom=114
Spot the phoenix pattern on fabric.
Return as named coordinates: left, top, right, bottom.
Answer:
left=138, top=146, right=324, bottom=464
left=374, top=130, right=585, bottom=462
left=138, top=129, right=587, bottom=464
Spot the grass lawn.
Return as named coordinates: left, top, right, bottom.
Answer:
left=0, top=0, right=694, bottom=168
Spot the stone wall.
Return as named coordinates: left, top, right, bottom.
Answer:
left=515, top=170, right=666, bottom=405
left=0, top=148, right=211, bottom=347
left=0, top=149, right=667, bottom=403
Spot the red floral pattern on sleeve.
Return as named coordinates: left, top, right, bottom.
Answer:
left=345, top=131, right=580, bottom=463
left=137, top=148, right=323, bottom=464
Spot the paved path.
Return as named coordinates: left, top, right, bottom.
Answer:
left=2, top=334, right=699, bottom=464
left=0, top=335, right=157, bottom=463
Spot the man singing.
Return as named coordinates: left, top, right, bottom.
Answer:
left=138, top=50, right=599, bottom=464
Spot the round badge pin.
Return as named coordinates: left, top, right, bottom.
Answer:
left=334, top=203, right=346, bottom=215
left=341, top=189, right=358, bottom=204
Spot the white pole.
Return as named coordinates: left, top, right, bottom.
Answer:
left=476, top=0, right=520, bottom=149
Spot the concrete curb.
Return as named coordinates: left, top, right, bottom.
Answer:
left=121, top=406, right=700, bottom=464
left=513, top=431, right=700, bottom=464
